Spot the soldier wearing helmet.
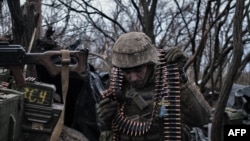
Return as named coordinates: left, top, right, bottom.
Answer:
left=97, top=32, right=211, bottom=141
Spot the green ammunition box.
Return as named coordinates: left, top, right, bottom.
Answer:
left=22, top=103, right=63, bottom=134
left=20, top=81, right=63, bottom=134
left=0, top=88, right=23, bottom=141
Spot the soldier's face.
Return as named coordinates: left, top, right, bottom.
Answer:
left=121, top=65, right=148, bottom=89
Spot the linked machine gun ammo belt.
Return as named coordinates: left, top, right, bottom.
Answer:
left=157, top=49, right=181, bottom=141
left=101, top=49, right=181, bottom=141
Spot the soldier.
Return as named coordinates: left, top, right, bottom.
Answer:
left=97, top=32, right=211, bottom=141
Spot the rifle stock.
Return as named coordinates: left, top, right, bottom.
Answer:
left=25, top=50, right=89, bottom=76
left=0, top=42, right=89, bottom=87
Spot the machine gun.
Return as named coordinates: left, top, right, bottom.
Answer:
left=0, top=42, right=88, bottom=87
left=0, top=42, right=89, bottom=141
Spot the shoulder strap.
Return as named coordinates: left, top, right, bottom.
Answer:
left=50, top=49, right=70, bottom=141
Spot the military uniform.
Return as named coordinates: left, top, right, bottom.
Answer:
left=97, top=32, right=211, bottom=141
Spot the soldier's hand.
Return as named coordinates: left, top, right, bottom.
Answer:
left=165, top=47, right=188, bottom=83
left=25, top=77, right=36, bottom=82
left=164, top=47, right=188, bottom=67
left=97, top=98, right=117, bottom=129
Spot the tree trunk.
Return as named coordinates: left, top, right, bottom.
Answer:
left=7, top=0, right=41, bottom=77
left=211, top=0, right=244, bottom=141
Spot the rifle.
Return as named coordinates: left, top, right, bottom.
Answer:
left=0, top=42, right=89, bottom=87
left=0, top=42, right=89, bottom=140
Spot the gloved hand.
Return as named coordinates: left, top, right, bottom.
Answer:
left=165, top=47, right=188, bottom=67
left=165, top=47, right=188, bottom=83
left=96, top=98, right=118, bottom=130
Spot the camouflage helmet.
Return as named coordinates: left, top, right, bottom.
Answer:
left=112, top=32, right=159, bottom=68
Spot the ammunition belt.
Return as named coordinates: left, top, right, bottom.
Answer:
left=101, top=49, right=181, bottom=141
left=157, top=49, right=181, bottom=141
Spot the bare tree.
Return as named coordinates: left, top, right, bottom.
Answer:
left=211, top=1, right=244, bottom=140
left=6, top=0, right=40, bottom=47
left=48, top=0, right=249, bottom=87
left=2, top=0, right=250, bottom=140
left=52, top=1, right=250, bottom=140
left=6, top=0, right=42, bottom=77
